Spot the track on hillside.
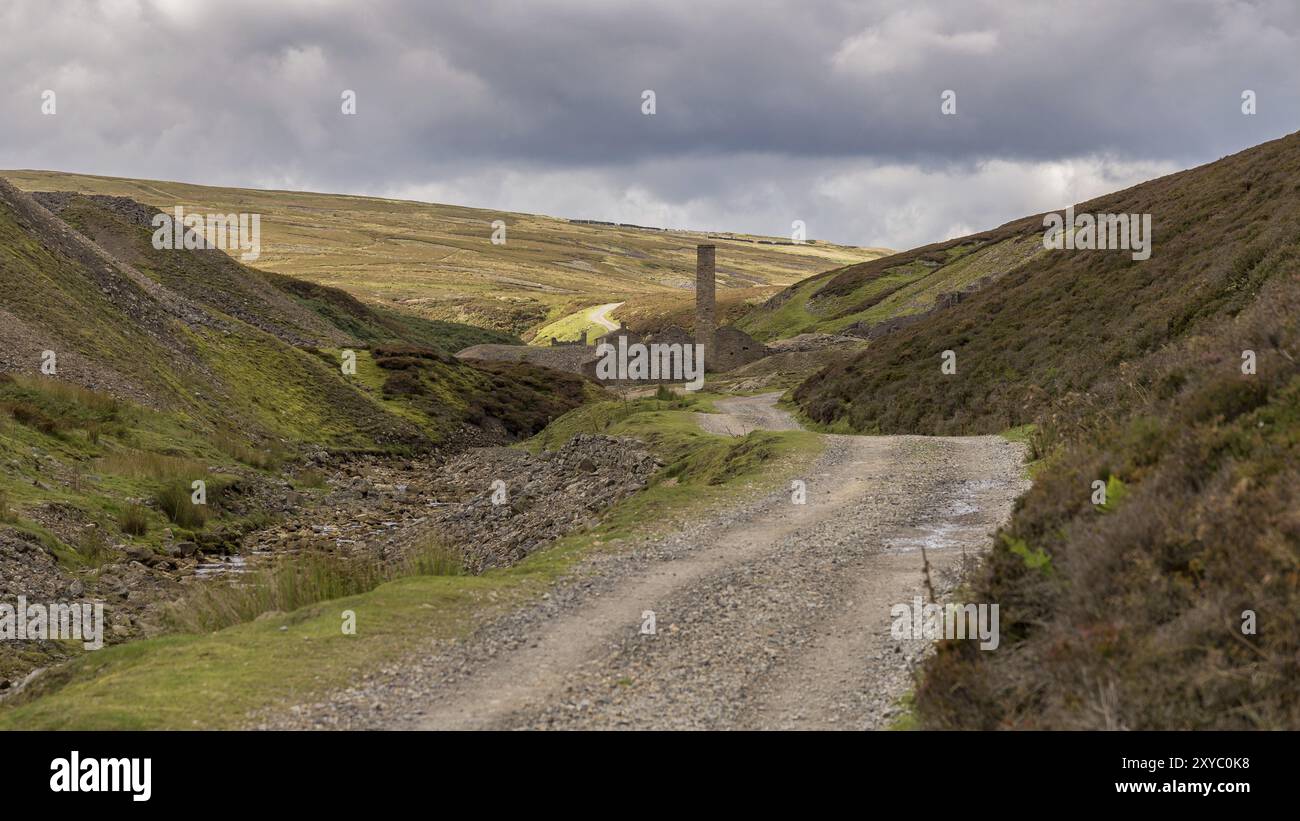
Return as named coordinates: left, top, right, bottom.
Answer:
left=588, top=301, right=623, bottom=332
left=260, top=394, right=1028, bottom=729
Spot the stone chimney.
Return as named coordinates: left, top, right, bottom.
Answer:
left=695, top=244, right=715, bottom=368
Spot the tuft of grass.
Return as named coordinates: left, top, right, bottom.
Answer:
left=213, top=432, right=284, bottom=471
left=0, top=375, right=121, bottom=440
left=72, top=527, right=115, bottom=567
left=96, top=451, right=209, bottom=482
left=118, top=504, right=149, bottom=537
left=15, top=375, right=120, bottom=416
left=154, top=481, right=209, bottom=529
left=0, top=489, right=17, bottom=524
left=163, top=538, right=465, bottom=634
left=403, top=539, right=465, bottom=577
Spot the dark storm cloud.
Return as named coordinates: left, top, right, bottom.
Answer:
left=2, top=0, right=1298, bottom=247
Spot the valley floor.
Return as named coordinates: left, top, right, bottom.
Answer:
left=257, top=395, right=1028, bottom=730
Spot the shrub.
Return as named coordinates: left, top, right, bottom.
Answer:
left=371, top=344, right=448, bottom=363
left=74, top=528, right=115, bottom=565
left=374, top=356, right=423, bottom=370
left=155, top=481, right=209, bottom=529
left=382, top=370, right=426, bottom=396
left=118, top=504, right=149, bottom=537
left=462, top=361, right=589, bottom=439
left=7, top=401, right=64, bottom=435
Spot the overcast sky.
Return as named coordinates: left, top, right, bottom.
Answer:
left=3, top=0, right=1298, bottom=248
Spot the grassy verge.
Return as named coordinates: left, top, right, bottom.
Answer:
left=998, top=423, right=1049, bottom=479
left=887, top=693, right=920, bottom=731
left=162, top=539, right=465, bottom=634
left=0, top=405, right=821, bottom=729
left=524, top=390, right=721, bottom=456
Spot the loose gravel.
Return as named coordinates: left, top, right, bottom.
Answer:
left=255, top=395, right=1028, bottom=730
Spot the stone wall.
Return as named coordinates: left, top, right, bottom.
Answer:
left=709, top=326, right=769, bottom=372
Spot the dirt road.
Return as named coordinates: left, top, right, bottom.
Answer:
left=263, top=395, right=1028, bottom=729
left=695, top=391, right=803, bottom=435
left=588, top=301, right=623, bottom=332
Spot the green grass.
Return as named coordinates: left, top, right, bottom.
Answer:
left=163, top=538, right=465, bottom=635
left=0, top=416, right=821, bottom=729
left=94, top=451, right=210, bottom=482
left=0, top=489, right=16, bottom=524
left=887, top=692, right=921, bottom=731
left=154, top=480, right=210, bottom=529
left=998, top=423, right=1037, bottom=445
left=524, top=392, right=722, bottom=459
left=998, top=423, right=1046, bottom=479
left=736, top=235, right=1042, bottom=342
left=0, top=373, right=272, bottom=560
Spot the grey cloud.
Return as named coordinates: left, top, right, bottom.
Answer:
left=1, top=0, right=1297, bottom=246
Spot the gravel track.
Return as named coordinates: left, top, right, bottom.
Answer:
left=695, top=391, right=803, bottom=435
left=588, top=302, right=624, bottom=332
left=256, top=394, right=1028, bottom=730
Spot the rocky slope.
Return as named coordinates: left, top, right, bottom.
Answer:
left=0, top=180, right=597, bottom=687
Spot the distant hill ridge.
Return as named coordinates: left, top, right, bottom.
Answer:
left=4, top=170, right=889, bottom=338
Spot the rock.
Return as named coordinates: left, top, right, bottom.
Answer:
left=124, top=546, right=155, bottom=564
